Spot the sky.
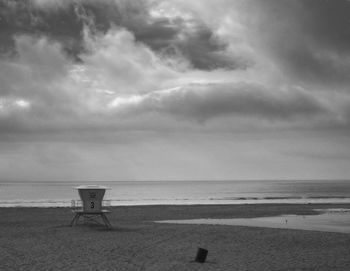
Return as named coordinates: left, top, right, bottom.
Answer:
left=0, top=0, right=350, bottom=181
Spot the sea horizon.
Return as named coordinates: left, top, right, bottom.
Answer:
left=1, top=179, right=350, bottom=208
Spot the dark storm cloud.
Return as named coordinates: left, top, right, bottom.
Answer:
left=0, top=0, right=242, bottom=70
left=0, top=0, right=85, bottom=58
left=160, top=22, right=247, bottom=70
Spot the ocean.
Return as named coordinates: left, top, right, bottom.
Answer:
left=0, top=180, right=350, bottom=207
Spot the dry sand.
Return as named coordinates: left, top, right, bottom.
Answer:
left=0, top=204, right=350, bottom=270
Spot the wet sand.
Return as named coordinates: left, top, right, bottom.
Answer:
left=0, top=204, right=350, bottom=270
left=158, top=210, right=350, bottom=233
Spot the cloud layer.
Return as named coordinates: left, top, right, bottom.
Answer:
left=1, top=0, right=350, bottom=137
left=1, top=0, right=350, bottom=180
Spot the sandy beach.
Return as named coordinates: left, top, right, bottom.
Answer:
left=1, top=204, right=350, bottom=270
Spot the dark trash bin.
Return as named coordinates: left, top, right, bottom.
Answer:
left=195, top=247, right=208, bottom=263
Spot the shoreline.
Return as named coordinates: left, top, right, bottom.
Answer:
left=1, top=203, right=350, bottom=270
left=1, top=198, right=350, bottom=208
left=1, top=201, right=350, bottom=209
left=1, top=179, right=350, bottom=208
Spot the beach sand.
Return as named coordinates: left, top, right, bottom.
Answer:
left=0, top=204, right=349, bottom=270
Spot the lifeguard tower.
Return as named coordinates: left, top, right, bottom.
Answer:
left=70, top=185, right=112, bottom=229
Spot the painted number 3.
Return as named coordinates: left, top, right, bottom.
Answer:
left=90, top=201, right=95, bottom=209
